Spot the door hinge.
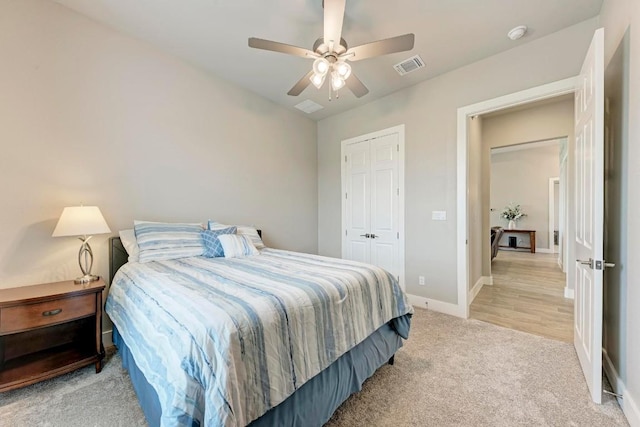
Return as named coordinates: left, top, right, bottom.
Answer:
left=397, top=232, right=399, bottom=239
left=345, top=155, right=347, bottom=162
left=397, top=188, right=399, bottom=196
left=397, top=144, right=399, bottom=152
left=345, top=229, right=348, bottom=236
left=345, top=192, right=348, bottom=199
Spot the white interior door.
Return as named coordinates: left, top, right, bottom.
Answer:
left=559, top=151, right=567, bottom=271
left=342, top=127, right=403, bottom=283
left=344, top=142, right=371, bottom=264
left=573, top=27, right=605, bottom=404
left=369, top=134, right=400, bottom=277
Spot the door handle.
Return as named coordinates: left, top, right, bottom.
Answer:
left=370, top=234, right=378, bottom=239
left=576, top=258, right=616, bottom=270
left=577, top=258, right=593, bottom=268
left=360, top=234, right=370, bottom=238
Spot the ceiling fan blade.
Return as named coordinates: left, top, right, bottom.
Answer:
left=323, top=0, right=346, bottom=50
left=345, top=33, right=415, bottom=61
left=287, top=70, right=314, bottom=96
left=345, top=73, right=369, bottom=98
left=248, top=38, right=316, bottom=59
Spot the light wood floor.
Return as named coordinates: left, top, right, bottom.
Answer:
left=470, top=250, right=573, bottom=342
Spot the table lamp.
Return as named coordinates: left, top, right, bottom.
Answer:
left=52, top=206, right=111, bottom=284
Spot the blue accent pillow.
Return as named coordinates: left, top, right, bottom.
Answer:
left=202, top=226, right=237, bottom=258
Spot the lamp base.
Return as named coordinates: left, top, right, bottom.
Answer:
left=74, top=274, right=100, bottom=285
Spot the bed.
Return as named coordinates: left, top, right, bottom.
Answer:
left=106, top=236, right=413, bottom=427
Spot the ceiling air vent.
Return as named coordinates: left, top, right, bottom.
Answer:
left=294, top=99, right=324, bottom=114
left=394, top=55, right=425, bottom=76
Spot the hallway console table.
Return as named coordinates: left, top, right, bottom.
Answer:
left=499, top=229, right=536, bottom=253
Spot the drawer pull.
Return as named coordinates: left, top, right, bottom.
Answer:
left=42, top=309, right=62, bottom=317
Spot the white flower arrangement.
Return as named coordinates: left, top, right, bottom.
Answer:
left=501, top=203, right=526, bottom=221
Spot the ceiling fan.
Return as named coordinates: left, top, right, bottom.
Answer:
left=248, top=0, right=415, bottom=99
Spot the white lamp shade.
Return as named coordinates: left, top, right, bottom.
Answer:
left=310, top=73, right=326, bottom=89
left=334, top=61, right=351, bottom=79
left=331, top=72, right=346, bottom=90
left=312, top=58, right=330, bottom=76
left=52, top=206, right=111, bottom=237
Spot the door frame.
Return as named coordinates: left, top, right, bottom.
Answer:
left=456, top=78, right=577, bottom=318
left=549, top=177, right=560, bottom=254
left=341, top=124, right=406, bottom=289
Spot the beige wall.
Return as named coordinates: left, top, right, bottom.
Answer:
left=317, top=18, right=598, bottom=303
left=482, top=99, right=574, bottom=149
left=490, top=144, right=560, bottom=249
left=0, top=0, right=318, bottom=296
left=480, top=99, right=573, bottom=277
left=599, top=0, right=640, bottom=424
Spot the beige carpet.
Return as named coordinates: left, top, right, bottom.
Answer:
left=0, top=309, right=627, bottom=426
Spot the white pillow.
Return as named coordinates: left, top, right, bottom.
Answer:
left=208, top=221, right=265, bottom=249
left=119, top=229, right=139, bottom=263
left=218, top=234, right=259, bottom=258
left=134, top=221, right=205, bottom=263
left=236, top=226, right=265, bottom=249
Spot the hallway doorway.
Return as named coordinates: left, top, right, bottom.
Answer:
left=470, top=250, right=572, bottom=342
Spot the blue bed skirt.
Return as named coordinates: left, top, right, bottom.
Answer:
left=113, top=315, right=409, bottom=427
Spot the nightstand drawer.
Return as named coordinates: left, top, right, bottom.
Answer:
left=0, top=294, right=95, bottom=334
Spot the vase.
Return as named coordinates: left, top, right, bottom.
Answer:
left=508, top=220, right=516, bottom=230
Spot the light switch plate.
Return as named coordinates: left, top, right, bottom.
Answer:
left=432, top=211, right=447, bottom=221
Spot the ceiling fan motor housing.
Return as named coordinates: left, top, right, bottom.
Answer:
left=313, top=37, right=348, bottom=56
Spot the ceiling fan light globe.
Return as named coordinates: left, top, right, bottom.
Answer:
left=310, top=73, right=326, bottom=89
left=331, top=73, right=346, bottom=91
left=335, top=61, right=351, bottom=79
left=313, top=58, right=330, bottom=76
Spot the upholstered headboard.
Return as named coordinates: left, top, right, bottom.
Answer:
left=108, top=229, right=262, bottom=283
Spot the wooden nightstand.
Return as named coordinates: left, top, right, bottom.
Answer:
left=0, top=278, right=105, bottom=392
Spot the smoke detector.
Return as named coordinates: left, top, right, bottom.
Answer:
left=507, top=25, right=528, bottom=41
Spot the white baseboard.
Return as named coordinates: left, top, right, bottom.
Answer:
left=468, top=276, right=492, bottom=304
left=103, top=330, right=113, bottom=348
left=604, top=349, right=640, bottom=426
left=603, top=349, right=624, bottom=397
left=564, top=287, right=575, bottom=299
left=406, top=293, right=464, bottom=318
left=625, top=386, right=640, bottom=427
left=536, top=247, right=554, bottom=254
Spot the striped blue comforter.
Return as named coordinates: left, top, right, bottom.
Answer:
left=105, top=249, right=413, bottom=427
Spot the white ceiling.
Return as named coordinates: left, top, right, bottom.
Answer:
left=52, top=0, right=603, bottom=120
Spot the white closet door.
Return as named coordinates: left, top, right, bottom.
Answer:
left=370, top=134, right=400, bottom=277
left=344, top=142, right=371, bottom=264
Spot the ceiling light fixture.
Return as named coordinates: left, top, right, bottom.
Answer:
left=310, top=57, right=352, bottom=98
left=248, top=0, right=415, bottom=99
left=507, top=25, right=528, bottom=41
left=312, top=57, right=330, bottom=76
left=310, top=72, right=326, bottom=89
left=331, top=71, right=346, bottom=91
